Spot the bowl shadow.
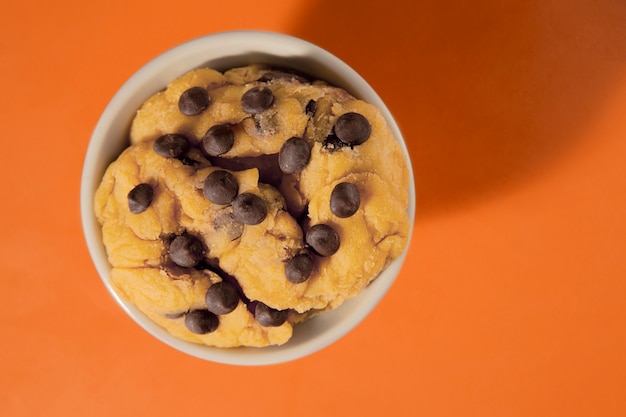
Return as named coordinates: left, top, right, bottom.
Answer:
left=289, top=0, right=626, bottom=219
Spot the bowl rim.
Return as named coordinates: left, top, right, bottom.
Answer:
left=80, top=30, right=416, bottom=366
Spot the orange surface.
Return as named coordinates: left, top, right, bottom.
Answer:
left=2, top=0, right=626, bottom=416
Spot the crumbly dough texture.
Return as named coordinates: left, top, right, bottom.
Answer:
left=95, top=64, right=410, bottom=348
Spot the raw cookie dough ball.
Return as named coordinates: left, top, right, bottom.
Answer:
left=95, top=64, right=410, bottom=347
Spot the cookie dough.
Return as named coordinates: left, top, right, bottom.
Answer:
left=94, top=64, right=410, bottom=348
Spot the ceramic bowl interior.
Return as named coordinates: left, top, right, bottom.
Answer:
left=80, top=31, right=416, bottom=366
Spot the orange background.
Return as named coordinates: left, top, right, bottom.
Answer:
left=2, top=0, right=626, bottom=416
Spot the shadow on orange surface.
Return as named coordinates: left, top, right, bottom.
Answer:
left=290, top=0, right=626, bottom=219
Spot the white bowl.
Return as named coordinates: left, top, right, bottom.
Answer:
left=80, top=30, right=416, bottom=366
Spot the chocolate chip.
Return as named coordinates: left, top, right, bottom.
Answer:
left=153, top=134, right=189, bottom=158
left=202, top=124, right=235, bottom=156
left=306, top=224, right=340, bottom=256
left=330, top=182, right=360, bottom=218
left=258, top=70, right=309, bottom=84
left=178, top=86, right=210, bottom=116
left=184, top=310, right=219, bottom=334
left=127, top=183, right=154, bottom=214
left=305, top=99, right=317, bottom=116
left=285, top=253, right=314, bottom=284
left=278, top=137, right=311, bottom=174
left=203, top=170, right=239, bottom=205
left=169, top=233, right=205, bottom=268
left=232, top=192, right=267, bottom=225
left=179, top=156, right=198, bottom=166
left=322, top=134, right=346, bottom=153
left=205, top=281, right=239, bottom=315
left=334, top=112, right=371, bottom=146
left=241, top=86, right=274, bottom=114
left=254, top=302, right=288, bottom=327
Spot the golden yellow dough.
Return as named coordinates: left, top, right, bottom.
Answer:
left=94, top=64, right=410, bottom=348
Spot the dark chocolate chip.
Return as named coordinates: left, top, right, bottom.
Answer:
left=241, top=86, right=274, bottom=114
left=127, top=183, right=154, bottom=214
left=232, top=192, right=267, bottom=225
left=179, top=156, right=198, bottom=166
left=334, top=112, right=371, bottom=145
left=169, top=233, right=205, bottom=268
left=184, top=309, right=219, bottom=334
left=178, top=86, right=210, bottom=116
left=285, top=253, right=314, bottom=284
left=153, top=134, right=189, bottom=158
left=205, top=281, right=239, bottom=315
left=305, top=99, right=317, bottom=116
left=322, top=134, right=346, bottom=152
left=278, top=137, right=311, bottom=174
left=330, top=182, right=360, bottom=218
left=306, top=224, right=340, bottom=257
left=203, top=170, right=239, bottom=205
left=257, top=70, right=309, bottom=84
left=202, top=124, right=235, bottom=156
left=254, top=302, right=288, bottom=327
